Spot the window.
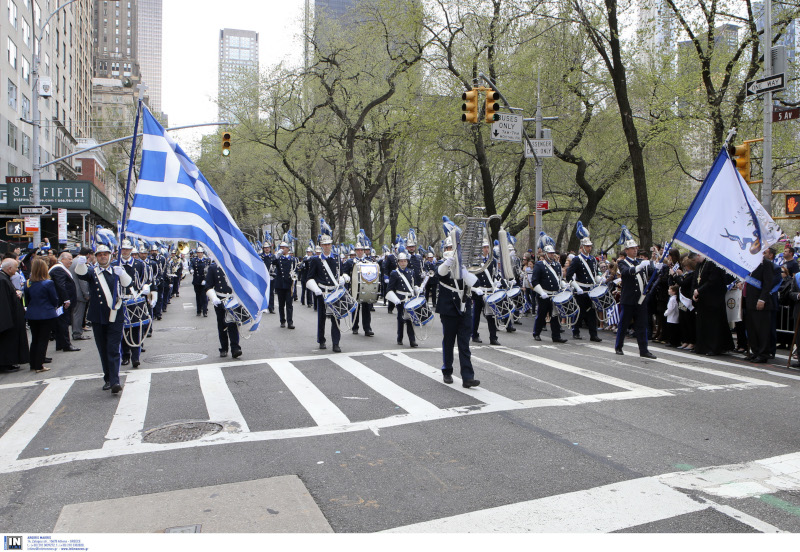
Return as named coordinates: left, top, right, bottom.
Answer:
left=8, top=163, right=17, bottom=177
left=21, top=94, right=29, bottom=119
left=22, top=134, right=29, bottom=157
left=8, top=1, right=17, bottom=29
left=7, top=122, right=17, bottom=150
left=21, top=18, right=30, bottom=47
left=44, top=53, right=50, bottom=76
left=7, top=38, right=17, bottom=69
left=7, top=79, right=17, bottom=110
left=21, top=56, right=29, bottom=83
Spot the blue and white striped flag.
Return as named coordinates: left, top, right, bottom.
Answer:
left=606, top=304, right=620, bottom=326
left=126, top=106, right=269, bottom=329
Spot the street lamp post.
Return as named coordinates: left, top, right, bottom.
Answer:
left=30, top=0, right=80, bottom=246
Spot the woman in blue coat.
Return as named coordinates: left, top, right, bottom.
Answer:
left=25, top=258, right=60, bottom=373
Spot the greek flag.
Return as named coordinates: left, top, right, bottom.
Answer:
left=126, top=107, right=269, bottom=329
left=606, top=304, right=620, bottom=326
left=672, top=148, right=782, bottom=280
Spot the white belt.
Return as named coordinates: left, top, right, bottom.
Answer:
left=319, top=284, right=335, bottom=291
left=575, top=282, right=593, bottom=289
left=440, top=282, right=462, bottom=294
left=217, top=292, right=231, bottom=299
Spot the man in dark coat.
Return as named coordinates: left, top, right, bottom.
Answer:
left=0, top=258, right=28, bottom=372
left=745, top=247, right=776, bottom=363
left=692, top=255, right=735, bottom=356
left=49, top=251, right=80, bottom=352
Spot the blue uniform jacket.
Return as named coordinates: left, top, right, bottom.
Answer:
left=24, top=280, right=59, bottom=320
left=530, top=260, right=562, bottom=292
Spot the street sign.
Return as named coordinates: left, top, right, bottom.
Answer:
left=525, top=139, right=553, bottom=158
left=491, top=113, right=522, bottom=142
left=5, top=176, right=31, bottom=184
left=24, top=216, right=40, bottom=233
left=536, top=200, right=549, bottom=210
left=746, top=73, right=785, bottom=96
left=58, top=208, right=68, bottom=244
left=5, top=220, right=24, bottom=236
left=19, top=205, right=52, bottom=216
left=773, top=107, right=800, bottom=123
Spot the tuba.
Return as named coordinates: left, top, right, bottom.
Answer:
left=454, top=209, right=500, bottom=274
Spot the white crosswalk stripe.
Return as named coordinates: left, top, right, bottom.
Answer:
left=0, top=345, right=786, bottom=475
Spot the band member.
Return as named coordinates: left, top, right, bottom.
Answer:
left=260, top=242, right=276, bottom=314
left=342, top=241, right=374, bottom=336
left=383, top=245, right=397, bottom=314
left=300, top=244, right=314, bottom=307
left=406, top=230, right=423, bottom=281
left=615, top=226, right=659, bottom=358
left=74, top=237, right=132, bottom=394
left=531, top=233, right=567, bottom=343
left=387, top=251, right=419, bottom=347
left=472, top=240, right=500, bottom=345
left=566, top=222, right=602, bottom=342
left=436, top=237, right=480, bottom=388
left=306, top=233, right=344, bottom=352
left=118, top=239, right=148, bottom=368
left=189, top=246, right=210, bottom=317
left=273, top=241, right=296, bottom=329
left=205, top=261, right=241, bottom=358
left=424, top=251, right=438, bottom=306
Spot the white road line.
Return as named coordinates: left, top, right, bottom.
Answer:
left=0, top=379, right=74, bottom=463
left=329, top=356, right=442, bottom=417
left=383, top=477, right=706, bottom=533
left=471, top=354, right=583, bottom=397
left=103, top=371, right=151, bottom=450
left=583, top=344, right=786, bottom=388
left=385, top=352, right=521, bottom=409
left=197, top=366, right=250, bottom=432
left=495, top=347, right=666, bottom=393
left=641, top=344, right=800, bottom=381
left=266, top=359, right=350, bottom=426
left=698, top=497, right=786, bottom=533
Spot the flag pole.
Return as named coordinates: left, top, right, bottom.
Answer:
left=118, top=84, right=148, bottom=259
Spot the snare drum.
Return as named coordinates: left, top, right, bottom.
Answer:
left=404, top=296, right=434, bottom=326
left=123, top=296, right=151, bottom=329
left=484, top=290, right=513, bottom=320
left=553, top=290, right=580, bottom=328
left=324, top=288, right=357, bottom=319
left=224, top=296, right=253, bottom=326
left=588, top=284, right=615, bottom=321
left=506, top=287, right=525, bottom=313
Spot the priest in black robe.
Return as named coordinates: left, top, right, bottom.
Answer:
left=692, top=255, right=735, bottom=356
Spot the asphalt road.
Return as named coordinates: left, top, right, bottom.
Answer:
left=2, top=279, right=800, bottom=533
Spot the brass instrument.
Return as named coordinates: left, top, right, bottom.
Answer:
left=454, top=210, right=500, bottom=274
left=177, top=240, right=190, bottom=255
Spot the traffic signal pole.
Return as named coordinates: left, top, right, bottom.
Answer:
left=763, top=0, right=773, bottom=215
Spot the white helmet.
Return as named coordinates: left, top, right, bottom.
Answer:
left=262, top=242, right=271, bottom=249
left=279, top=241, right=289, bottom=248
left=197, top=246, right=205, bottom=253
left=314, top=246, right=322, bottom=254
left=306, top=246, right=313, bottom=253
left=354, top=243, right=365, bottom=250
left=120, top=239, right=133, bottom=250
left=427, top=252, right=434, bottom=258
left=150, top=244, right=158, bottom=252
left=397, top=252, right=409, bottom=261
left=624, top=238, right=638, bottom=249
left=319, top=235, right=333, bottom=245
left=138, top=245, right=147, bottom=254
left=543, top=245, right=556, bottom=254
left=580, top=237, right=593, bottom=247
left=443, top=237, right=453, bottom=249
left=96, top=244, right=112, bottom=254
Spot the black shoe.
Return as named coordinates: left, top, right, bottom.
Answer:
left=203, top=312, right=208, bottom=317
left=280, top=323, right=286, bottom=328
left=410, top=341, right=419, bottom=348
left=141, top=347, right=146, bottom=353
left=319, top=343, right=327, bottom=350
left=333, top=344, right=341, bottom=353
left=232, top=348, right=242, bottom=359
left=472, top=337, right=482, bottom=344
left=197, top=312, right=202, bottom=317
left=615, top=348, right=624, bottom=355
left=506, top=327, right=516, bottom=332
left=533, top=335, right=541, bottom=341
left=43, top=357, right=52, bottom=363
left=102, top=382, right=111, bottom=391
left=397, top=340, right=403, bottom=346
left=640, top=352, right=657, bottom=359
left=111, top=384, right=123, bottom=394
left=443, top=373, right=454, bottom=384
left=365, top=330, right=374, bottom=337
left=490, top=339, right=501, bottom=345
left=572, top=334, right=583, bottom=340
left=132, top=360, right=140, bottom=369
left=220, top=350, right=228, bottom=358
left=353, top=329, right=359, bottom=335
left=156, top=315, right=162, bottom=321
left=269, top=310, right=275, bottom=314
left=553, top=338, right=567, bottom=343
left=753, top=356, right=768, bottom=363
left=288, top=324, right=295, bottom=329
left=62, top=346, right=81, bottom=352
left=121, top=358, right=130, bottom=366
left=590, top=336, right=602, bottom=342
left=0, top=365, right=21, bottom=373
left=462, top=379, right=481, bottom=388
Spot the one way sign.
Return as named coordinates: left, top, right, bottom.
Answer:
left=746, top=73, right=785, bottom=96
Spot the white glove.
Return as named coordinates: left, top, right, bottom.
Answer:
left=338, top=275, right=346, bottom=285
left=635, top=262, right=647, bottom=273
left=142, top=284, right=151, bottom=296
left=386, top=290, right=402, bottom=305
left=307, top=279, right=322, bottom=296
left=113, top=266, right=126, bottom=277
left=384, top=276, right=390, bottom=283
left=574, top=287, right=584, bottom=295
left=654, top=262, right=664, bottom=270
left=472, top=287, right=484, bottom=296
left=443, top=257, right=455, bottom=267
left=462, top=268, right=478, bottom=287
left=614, top=278, right=622, bottom=286
left=206, top=288, right=221, bottom=306
left=201, top=280, right=206, bottom=286
left=534, top=284, right=548, bottom=299
left=343, top=274, right=350, bottom=284
left=413, top=285, right=422, bottom=295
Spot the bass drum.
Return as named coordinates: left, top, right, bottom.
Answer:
left=353, top=261, right=380, bottom=304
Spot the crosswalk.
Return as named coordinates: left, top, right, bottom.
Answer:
left=0, top=343, right=788, bottom=475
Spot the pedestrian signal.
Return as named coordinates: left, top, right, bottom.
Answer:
left=6, top=220, right=23, bottom=236
left=786, top=194, right=800, bottom=216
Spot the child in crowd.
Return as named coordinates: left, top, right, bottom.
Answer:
left=664, top=284, right=681, bottom=347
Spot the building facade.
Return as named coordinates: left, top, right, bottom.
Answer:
left=136, top=0, right=161, bottom=114
left=217, top=28, right=258, bottom=121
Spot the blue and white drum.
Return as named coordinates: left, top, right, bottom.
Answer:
left=324, top=288, right=357, bottom=319
left=404, top=296, right=434, bottom=326
left=123, top=296, right=151, bottom=329
left=224, top=296, right=253, bottom=326
left=484, top=290, right=513, bottom=320
left=588, top=284, right=615, bottom=321
left=553, top=290, right=580, bottom=328
left=506, top=287, right=525, bottom=314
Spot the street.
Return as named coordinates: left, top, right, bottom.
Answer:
left=2, top=279, right=800, bottom=533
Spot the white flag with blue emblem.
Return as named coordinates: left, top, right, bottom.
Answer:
left=126, top=106, right=269, bottom=329
left=672, top=148, right=782, bottom=280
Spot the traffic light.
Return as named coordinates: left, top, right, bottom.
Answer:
left=787, top=194, right=800, bottom=216
left=485, top=90, right=500, bottom=123
left=462, top=89, right=479, bottom=124
left=221, top=131, right=232, bottom=156
left=728, top=142, right=751, bottom=183
left=5, top=220, right=23, bottom=236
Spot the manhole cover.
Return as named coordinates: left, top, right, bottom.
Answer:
left=155, top=326, right=196, bottom=332
left=143, top=422, right=223, bottom=444
left=146, top=353, right=208, bottom=365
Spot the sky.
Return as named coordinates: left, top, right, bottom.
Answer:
left=161, top=0, right=306, bottom=153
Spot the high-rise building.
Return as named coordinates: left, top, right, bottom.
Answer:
left=137, top=0, right=162, bottom=114
left=93, top=0, right=139, bottom=83
left=218, top=28, right=259, bottom=121
left=637, top=0, right=676, bottom=54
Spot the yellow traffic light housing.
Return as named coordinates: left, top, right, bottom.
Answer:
left=485, top=90, right=500, bottom=123
left=462, top=89, right=479, bottom=124
left=222, top=132, right=232, bottom=156
left=728, top=142, right=751, bottom=183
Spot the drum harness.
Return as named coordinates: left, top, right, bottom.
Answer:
left=321, top=256, right=354, bottom=332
